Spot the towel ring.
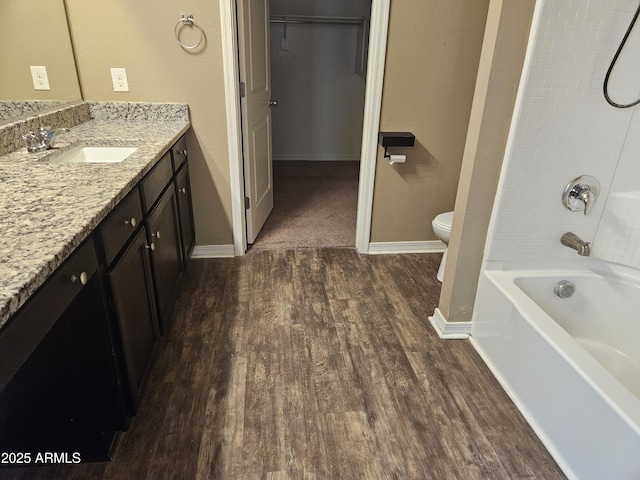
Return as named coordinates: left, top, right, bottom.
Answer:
left=174, top=15, right=205, bottom=50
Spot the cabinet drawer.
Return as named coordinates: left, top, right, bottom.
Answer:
left=140, top=152, right=172, bottom=213
left=100, top=188, right=143, bottom=266
left=171, top=136, right=188, bottom=172
left=0, top=238, right=99, bottom=390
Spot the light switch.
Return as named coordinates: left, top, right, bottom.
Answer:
left=30, top=66, right=50, bottom=91
left=110, top=68, right=129, bottom=92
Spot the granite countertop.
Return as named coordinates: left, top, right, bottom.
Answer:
left=0, top=113, right=190, bottom=328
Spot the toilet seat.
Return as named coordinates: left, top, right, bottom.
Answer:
left=432, top=211, right=453, bottom=245
left=432, top=211, right=453, bottom=232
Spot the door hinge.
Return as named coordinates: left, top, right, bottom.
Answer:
left=239, top=81, right=246, bottom=98
left=244, top=196, right=250, bottom=209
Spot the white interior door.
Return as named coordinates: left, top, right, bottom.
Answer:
left=237, top=0, right=274, bottom=244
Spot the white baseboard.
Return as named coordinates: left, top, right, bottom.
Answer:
left=367, top=240, right=445, bottom=255
left=428, top=308, right=472, bottom=339
left=192, top=245, right=236, bottom=258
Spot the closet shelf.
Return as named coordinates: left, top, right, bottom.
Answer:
left=270, top=14, right=368, bottom=75
left=270, top=15, right=366, bottom=26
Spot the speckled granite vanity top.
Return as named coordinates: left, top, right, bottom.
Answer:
left=0, top=102, right=190, bottom=328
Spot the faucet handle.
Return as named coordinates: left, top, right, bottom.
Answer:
left=22, top=131, right=37, bottom=141
left=562, top=175, right=600, bottom=216
left=578, top=188, right=595, bottom=215
left=22, top=131, right=44, bottom=153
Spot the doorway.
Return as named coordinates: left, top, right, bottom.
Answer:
left=219, top=0, right=390, bottom=255
left=250, top=2, right=370, bottom=250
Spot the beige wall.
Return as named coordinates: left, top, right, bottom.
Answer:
left=0, top=1, right=81, bottom=101
left=438, top=0, right=536, bottom=322
left=370, top=0, right=489, bottom=242
left=65, top=0, right=233, bottom=245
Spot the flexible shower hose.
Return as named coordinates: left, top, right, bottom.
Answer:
left=603, top=2, right=640, bottom=108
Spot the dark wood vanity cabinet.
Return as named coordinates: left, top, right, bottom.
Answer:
left=102, top=135, right=193, bottom=403
left=0, top=238, right=128, bottom=460
left=99, top=185, right=158, bottom=414
left=103, top=135, right=194, bottom=404
left=0, top=134, right=195, bottom=462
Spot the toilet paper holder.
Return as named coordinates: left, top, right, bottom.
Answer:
left=378, top=131, right=415, bottom=163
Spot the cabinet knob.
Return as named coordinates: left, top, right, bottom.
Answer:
left=71, top=272, right=88, bottom=285
left=180, top=187, right=187, bottom=194
left=124, top=217, right=137, bottom=228
left=145, top=243, right=156, bottom=251
left=151, top=230, right=161, bottom=239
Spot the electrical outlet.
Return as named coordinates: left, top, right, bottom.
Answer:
left=110, top=67, right=129, bottom=92
left=30, top=66, right=50, bottom=91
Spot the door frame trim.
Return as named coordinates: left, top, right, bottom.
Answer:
left=220, top=0, right=390, bottom=255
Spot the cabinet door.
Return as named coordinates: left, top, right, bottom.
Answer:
left=175, top=164, right=195, bottom=269
left=0, top=238, right=128, bottom=459
left=147, top=186, right=183, bottom=334
left=108, top=226, right=158, bottom=412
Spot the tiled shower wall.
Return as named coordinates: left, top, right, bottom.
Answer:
left=595, top=102, right=640, bottom=268
left=486, top=0, right=640, bottom=265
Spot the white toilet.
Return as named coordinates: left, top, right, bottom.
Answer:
left=432, top=211, right=453, bottom=282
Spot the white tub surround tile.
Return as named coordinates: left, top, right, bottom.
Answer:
left=486, top=0, right=640, bottom=265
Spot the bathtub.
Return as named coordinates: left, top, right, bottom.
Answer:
left=471, top=261, right=640, bottom=480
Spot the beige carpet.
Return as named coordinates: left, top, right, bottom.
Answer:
left=250, top=161, right=359, bottom=250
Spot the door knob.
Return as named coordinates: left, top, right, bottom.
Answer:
left=269, top=99, right=278, bottom=108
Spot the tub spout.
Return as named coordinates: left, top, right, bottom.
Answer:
left=561, top=232, right=591, bottom=256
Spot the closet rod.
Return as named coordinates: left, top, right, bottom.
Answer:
left=270, top=15, right=365, bottom=26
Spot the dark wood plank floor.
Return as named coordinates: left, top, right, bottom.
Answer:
left=0, top=250, right=565, bottom=479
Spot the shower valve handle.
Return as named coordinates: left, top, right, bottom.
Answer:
left=562, top=175, right=600, bottom=216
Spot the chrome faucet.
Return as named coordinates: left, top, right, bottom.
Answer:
left=22, top=126, right=69, bottom=153
left=562, top=175, right=600, bottom=216
left=561, top=232, right=591, bottom=256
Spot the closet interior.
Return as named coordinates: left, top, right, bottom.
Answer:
left=250, top=0, right=372, bottom=250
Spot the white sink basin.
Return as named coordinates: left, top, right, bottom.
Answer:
left=48, top=146, right=138, bottom=164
